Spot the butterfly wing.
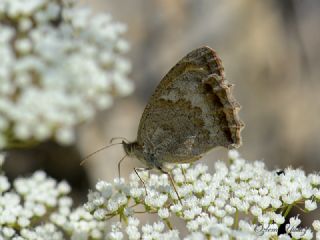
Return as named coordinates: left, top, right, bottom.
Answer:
left=137, top=46, right=244, bottom=164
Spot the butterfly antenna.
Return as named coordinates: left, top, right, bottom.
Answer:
left=80, top=142, right=123, bottom=166
left=110, top=137, right=129, bottom=144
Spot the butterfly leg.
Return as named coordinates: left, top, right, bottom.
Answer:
left=134, top=167, right=151, bottom=196
left=118, top=155, right=127, bottom=179
left=158, top=167, right=183, bottom=205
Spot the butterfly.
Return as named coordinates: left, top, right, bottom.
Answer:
left=121, top=46, right=244, bottom=200
left=122, top=46, right=243, bottom=167
left=82, top=46, right=244, bottom=202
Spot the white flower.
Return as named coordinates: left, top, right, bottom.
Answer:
left=270, top=198, right=282, bottom=208
left=2, top=227, right=16, bottom=238
left=228, top=149, right=240, bottom=160
left=158, top=208, right=170, bottom=219
left=126, top=226, right=140, bottom=240
left=305, top=200, right=317, bottom=211
left=0, top=0, right=133, bottom=147
left=108, top=231, right=123, bottom=240
left=258, top=196, right=271, bottom=209
left=313, top=220, right=320, bottom=231
left=185, top=232, right=206, bottom=240
left=288, top=216, right=301, bottom=228
left=250, top=205, right=262, bottom=217
left=273, top=213, right=285, bottom=225
left=57, top=181, right=71, bottom=194
left=170, top=203, right=182, bottom=213
left=153, top=221, right=165, bottom=232
left=145, top=191, right=168, bottom=208
left=0, top=175, right=10, bottom=192
left=278, top=234, right=292, bottom=240
left=302, top=229, right=313, bottom=240
left=96, top=181, right=113, bottom=199
left=315, top=189, right=320, bottom=199
left=129, top=187, right=144, bottom=198
left=223, top=216, right=234, bottom=226
left=309, top=174, right=320, bottom=185
left=56, top=127, right=75, bottom=145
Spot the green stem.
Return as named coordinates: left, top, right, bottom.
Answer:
left=252, top=216, right=257, bottom=225
left=233, top=210, right=239, bottom=229
left=164, top=219, right=173, bottom=230
left=181, top=167, right=187, bottom=183
left=283, top=205, right=293, bottom=218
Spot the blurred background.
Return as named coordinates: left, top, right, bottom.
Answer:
left=5, top=0, right=320, bottom=228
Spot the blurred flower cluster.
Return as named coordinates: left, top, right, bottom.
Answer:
left=0, top=0, right=133, bottom=148
left=1, top=151, right=319, bottom=239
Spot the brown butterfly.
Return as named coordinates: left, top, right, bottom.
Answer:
left=83, top=46, right=244, bottom=202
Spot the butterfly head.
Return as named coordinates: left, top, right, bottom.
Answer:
left=122, top=141, right=141, bottom=156
left=122, top=140, right=152, bottom=166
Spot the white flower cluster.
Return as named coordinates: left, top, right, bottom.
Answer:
left=1, top=151, right=319, bottom=239
left=0, top=155, right=68, bottom=239
left=0, top=0, right=133, bottom=148
left=0, top=153, right=110, bottom=239
left=107, top=220, right=179, bottom=240
left=85, top=150, right=320, bottom=240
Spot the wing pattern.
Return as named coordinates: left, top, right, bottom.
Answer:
left=137, top=46, right=244, bottom=164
